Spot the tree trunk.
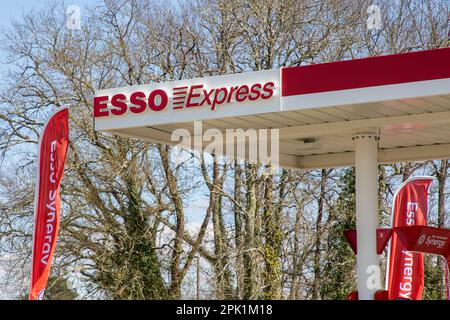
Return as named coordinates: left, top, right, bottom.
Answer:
left=436, top=160, right=448, bottom=300
left=312, top=169, right=327, bottom=299
left=158, top=144, right=185, bottom=299
left=262, top=168, right=282, bottom=299
left=212, top=192, right=233, bottom=298
left=243, top=162, right=257, bottom=299
left=234, top=160, right=244, bottom=299
left=288, top=204, right=303, bottom=300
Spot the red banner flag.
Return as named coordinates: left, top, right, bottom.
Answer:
left=344, top=228, right=392, bottom=255
left=386, top=176, right=433, bottom=300
left=29, top=107, right=69, bottom=300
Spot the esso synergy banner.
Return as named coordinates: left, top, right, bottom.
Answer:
left=386, top=176, right=433, bottom=300
left=394, top=225, right=450, bottom=300
left=30, top=107, right=69, bottom=300
left=93, top=69, right=280, bottom=130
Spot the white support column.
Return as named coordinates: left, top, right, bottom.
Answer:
left=353, top=131, right=380, bottom=300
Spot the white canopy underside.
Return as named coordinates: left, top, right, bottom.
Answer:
left=107, top=91, right=450, bottom=169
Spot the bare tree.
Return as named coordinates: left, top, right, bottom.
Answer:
left=0, top=0, right=449, bottom=300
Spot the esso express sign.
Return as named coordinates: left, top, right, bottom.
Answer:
left=93, top=69, right=280, bottom=130
left=94, top=82, right=275, bottom=117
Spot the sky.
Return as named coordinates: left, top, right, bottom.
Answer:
left=0, top=0, right=96, bottom=28
left=0, top=0, right=100, bottom=299
left=0, top=0, right=247, bottom=236
left=0, top=0, right=98, bottom=79
left=0, top=0, right=210, bottom=298
left=0, top=0, right=215, bottom=225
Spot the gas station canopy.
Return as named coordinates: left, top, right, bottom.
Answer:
left=93, top=47, right=450, bottom=300
left=94, top=47, right=450, bottom=169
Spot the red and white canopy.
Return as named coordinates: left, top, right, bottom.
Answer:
left=94, top=47, right=450, bottom=169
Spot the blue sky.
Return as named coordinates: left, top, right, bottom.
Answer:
left=0, top=0, right=97, bottom=29
left=0, top=0, right=212, bottom=231
left=0, top=0, right=98, bottom=71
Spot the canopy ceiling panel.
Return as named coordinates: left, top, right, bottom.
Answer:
left=94, top=47, right=450, bottom=169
